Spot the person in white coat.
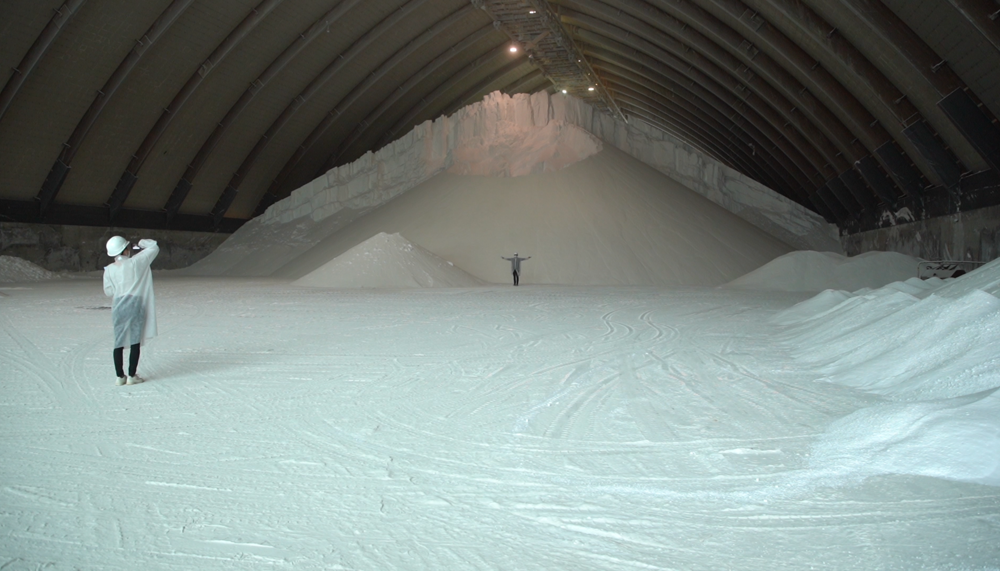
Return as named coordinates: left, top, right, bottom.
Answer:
left=501, top=253, right=531, bottom=286
left=103, top=236, right=158, bottom=386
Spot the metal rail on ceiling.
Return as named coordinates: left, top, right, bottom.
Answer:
left=471, top=0, right=626, bottom=122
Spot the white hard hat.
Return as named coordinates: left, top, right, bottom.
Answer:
left=106, top=236, right=128, bottom=257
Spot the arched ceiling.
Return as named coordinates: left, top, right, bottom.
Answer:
left=0, top=0, right=998, bottom=234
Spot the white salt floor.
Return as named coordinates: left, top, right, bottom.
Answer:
left=1, top=276, right=998, bottom=570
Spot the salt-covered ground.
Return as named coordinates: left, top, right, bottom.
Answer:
left=1, top=253, right=999, bottom=569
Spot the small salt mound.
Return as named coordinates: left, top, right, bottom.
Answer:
left=776, top=289, right=920, bottom=347
left=882, top=278, right=937, bottom=297
left=726, top=250, right=920, bottom=292
left=770, top=289, right=852, bottom=326
left=770, top=261, right=1000, bottom=487
left=809, top=389, right=1000, bottom=487
left=790, top=290, right=1000, bottom=400
left=293, top=232, right=484, bottom=289
left=0, top=256, right=60, bottom=282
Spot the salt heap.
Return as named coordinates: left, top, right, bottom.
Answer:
left=446, top=120, right=602, bottom=177
left=183, top=91, right=840, bottom=284
left=772, top=259, right=1000, bottom=486
left=726, top=250, right=920, bottom=292
left=0, top=255, right=60, bottom=282
left=293, top=232, right=484, bottom=289
left=278, top=146, right=796, bottom=285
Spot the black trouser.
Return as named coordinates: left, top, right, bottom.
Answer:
left=113, top=343, right=141, bottom=378
left=513, top=270, right=519, bottom=286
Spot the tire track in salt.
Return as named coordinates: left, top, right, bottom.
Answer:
left=0, top=310, right=76, bottom=409
left=338, top=305, right=685, bottom=482
left=60, top=316, right=108, bottom=411
left=349, top=305, right=683, bottom=446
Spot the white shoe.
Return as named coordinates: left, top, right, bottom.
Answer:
left=126, top=375, right=145, bottom=385
left=116, top=376, right=126, bottom=386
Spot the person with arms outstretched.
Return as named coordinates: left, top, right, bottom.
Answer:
left=103, top=236, right=159, bottom=386
left=501, top=252, right=531, bottom=286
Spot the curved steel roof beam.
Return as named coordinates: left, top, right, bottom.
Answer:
left=313, top=48, right=526, bottom=185
left=317, top=53, right=531, bottom=184
left=36, top=0, right=194, bottom=216
left=439, top=60, right=537, bottom=117
left=704, top=0, right=942, bottom=194
left=832, top=0, right=1000, bottom=174
left=579, top=33, right=827, bottom=187
left=611, top=76, right=796, bottom=194
left=108, top=0, right=285, bottom=218
left=249, top=3, right=479, bottom=214
left=611, top=78, right=787, bottom=190
left=699, top=0, right=892, bottom=153
left=616, top=96, right=760, bottom=180
left=618, top=98, right=735, bottom=163
left=500, top=69, right=550, bottom=95
left=590, top=46, right=825, bottom=193
left=564, top=9, right=841, bottom=178
left=0, top=0, right=87, bottom=123
left=623, top=105, right=726, bottom=163
left=596, top=60, right=813, bottom=196
left=319, top=24, right=497, bottom=174
left=624, top=0, right=866, bottom=161
left=605, top=63, right=813, bottom=199
left=749, top=0, right=921, bottom=128
left=375, top=45, right=520, bottom=150
left=570, top=0, right=900, bottom=206
left=835, top=0, right=964, bottom=97
left=211, top=0, right=435, bottom=224
left=946, top=0, right=1000, bottom=54
left=743, top=0, right=967, bottom=187
left=556, top=1, right=846, bottom=174
left=164, top=0, right=366, bottom=219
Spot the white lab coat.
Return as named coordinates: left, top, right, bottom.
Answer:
left=103, top=239, right=159, bottom=348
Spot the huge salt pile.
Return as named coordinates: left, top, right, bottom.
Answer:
left=772, top=257, right=1000, bottom=486
left=272, top=145, right=795, bottom=286
left=183, top=91, right=842, bottom=286
left=293, top=232, right=483, bottom=289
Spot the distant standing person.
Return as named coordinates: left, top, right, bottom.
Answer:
left=103, top=236, right=159, bottom=386
left=501, top=252, right=531, bottom=286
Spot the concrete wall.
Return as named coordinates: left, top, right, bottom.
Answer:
left=842, top=204, right=1000, bottom=262
left=0, top=222, right=229, bottom=272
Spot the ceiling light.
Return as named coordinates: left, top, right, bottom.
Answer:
left=561, top=89, right=568, bottom=94
left=588, top=87, right=595, bottom=91
left=509, top=45, right=518, bottom=53
left=529, top=10, right=536, bottom=14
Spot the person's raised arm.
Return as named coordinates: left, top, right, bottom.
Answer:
left=133, top=239, right=160, bottom=268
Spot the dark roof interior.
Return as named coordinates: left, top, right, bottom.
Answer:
left=1, top=0, right=998, bottom=235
